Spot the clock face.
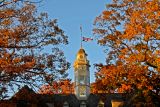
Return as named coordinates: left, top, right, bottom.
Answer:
left=79, top=55, right=83, bottom=59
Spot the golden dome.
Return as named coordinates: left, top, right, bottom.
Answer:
left=74, top=48, right=90, bottom=68
left=78, top=48, right=85, bottom=53
left=77, top=48, right=87, bottom=56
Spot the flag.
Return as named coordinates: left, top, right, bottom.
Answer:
left=82, top=37, right=93, bottom=42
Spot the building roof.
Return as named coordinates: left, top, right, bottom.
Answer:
left=1, top=86, right=160, bottom=107
left=1, top=85, right=126, bottom=107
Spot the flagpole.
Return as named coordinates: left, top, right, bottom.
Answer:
left=80, top=25, right=82, bottom=48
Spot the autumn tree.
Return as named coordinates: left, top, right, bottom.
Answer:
left=93, top=0, right=160, bottom=105
left=38, top=79, right=74, bottom=95
left=0, top=0, right=70, bottom=99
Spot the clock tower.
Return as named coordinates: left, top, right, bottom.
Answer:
left=74, top=48, right=90, bottom=100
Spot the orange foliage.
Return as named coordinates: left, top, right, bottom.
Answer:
left=0, top=0, right=69, bottom=99
left=39, top=79, right=74, bottom=95
left=93, top=0, right=160, bottom=101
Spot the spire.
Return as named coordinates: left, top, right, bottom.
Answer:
left=80, top=25, right=83, bottom=49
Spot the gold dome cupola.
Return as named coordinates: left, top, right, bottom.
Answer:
left=74, top=48, right=90, bottom=69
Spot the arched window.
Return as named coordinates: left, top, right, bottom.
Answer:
left=63, top=101, right=69, bottom=107
left=80, top=101, right=86, bottom=107
left=79, top=86, right=86, bottom=97
left=97, top=100, right=104, bottom=107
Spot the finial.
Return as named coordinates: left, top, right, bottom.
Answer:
left=80, top=25, right=83, bottom=49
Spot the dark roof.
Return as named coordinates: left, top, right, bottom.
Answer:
left=2, top=86, right=127, bottom=107
left=11, top=85, right=39, bottom=103
left=87, top=93, right=125, bottom=107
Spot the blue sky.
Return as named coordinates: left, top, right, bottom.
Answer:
left=39, top=0, right=111, bottom=82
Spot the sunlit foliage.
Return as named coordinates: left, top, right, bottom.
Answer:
left=94, top=0, right=160, bottom=105
left=39, top=79, right=74, bottom=95
left=0, top=0, right=70, bottom=99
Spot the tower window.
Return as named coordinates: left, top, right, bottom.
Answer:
left=79, top=76, right=85, bottom=84
left=79, top=86, right=86, bottom=97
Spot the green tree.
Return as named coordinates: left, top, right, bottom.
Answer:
left=94, top=0, right=160, bottom=106
left=0, top=0, right=70, bottom=99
